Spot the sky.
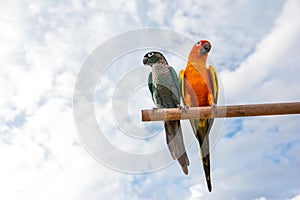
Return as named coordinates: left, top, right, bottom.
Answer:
left=0, top=0, right=300, bottom=199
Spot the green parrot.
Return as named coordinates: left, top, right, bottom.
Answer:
left=143, top=51, right=190, bottom=175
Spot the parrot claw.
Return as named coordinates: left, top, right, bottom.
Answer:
left=152, top=107, right=158, bottom=112
left=211, top=104, right=217, bottom=115
left=177, top=105, right=190, bottom=113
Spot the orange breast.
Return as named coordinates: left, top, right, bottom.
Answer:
left=184, top=64, right=209, bottom=107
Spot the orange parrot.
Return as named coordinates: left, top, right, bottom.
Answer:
left=179, top=40, right=218, bottom=192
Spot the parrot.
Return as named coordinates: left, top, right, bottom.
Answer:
left=143, top=51, right=190, bottom=175
left=179, top=40, right=218, bottom=192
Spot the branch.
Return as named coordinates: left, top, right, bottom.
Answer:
left=141, top=102, right=300, bottom=122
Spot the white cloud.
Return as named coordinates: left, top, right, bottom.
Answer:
left=0, top=0, right=299, bottom=200
left=221, top=0, right=300, bottom=104
left=168, top=0, right=286, bottom=71
left=0, top=1, right=142, bottom=199
left=189, top=184, right=204, bottom=200
left=290, top=195, right=300, bottom=200
left=254, top=197, right=267, bottom=200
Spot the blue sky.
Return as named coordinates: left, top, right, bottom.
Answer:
left=0, top=0, right=300, bottom=199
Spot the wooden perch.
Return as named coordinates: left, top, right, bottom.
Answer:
left=141, top=102, right=300, bottom=122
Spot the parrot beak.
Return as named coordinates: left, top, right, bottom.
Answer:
left=200, top=43, right=211, bottom=55
left=143, top=57, right=148, bottom=65
left=203, top=43, right=211, bottom=52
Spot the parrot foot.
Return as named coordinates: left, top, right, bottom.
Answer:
left=211, top=104, right=217, bottom=116
left=152, top=107, right=159, bottom=112
left=177, top=105, right=190, bottom=113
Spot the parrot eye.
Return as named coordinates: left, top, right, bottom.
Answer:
left=148, top=52, right=154, bottom=57
left=196, top=41, right=201, bottom=46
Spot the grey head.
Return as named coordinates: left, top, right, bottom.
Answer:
left=143, top=51, right=169, bottom=67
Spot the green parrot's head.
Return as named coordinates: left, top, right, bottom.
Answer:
left=143, top=51, right=168, bottom=67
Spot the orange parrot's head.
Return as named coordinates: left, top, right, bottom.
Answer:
left=188, top=40, right=211, bottom=63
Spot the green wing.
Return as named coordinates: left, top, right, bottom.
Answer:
left=208, top=65, right=219, bottom=104
left=169, top=66, right=181, bottom=100
left=148, top=72, right=162, bottom=106
left=148, top=72, right=157, bottom=104
left=148, top=72, right=154, bottom=99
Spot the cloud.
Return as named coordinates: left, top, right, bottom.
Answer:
left=290, top=195, right=300, bottom=200
left=167, top=0, right=286, bottom=70
left=221, top=0, right=300, bottom=104
left=0, top=0, right=299, bottom=200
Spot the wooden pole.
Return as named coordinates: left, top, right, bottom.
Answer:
left=141, top=102, right=300, bottom=122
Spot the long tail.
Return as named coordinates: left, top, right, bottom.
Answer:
left=190, top=119, right=213, bottom=192
left=164, top=120, right=190, bottom=175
